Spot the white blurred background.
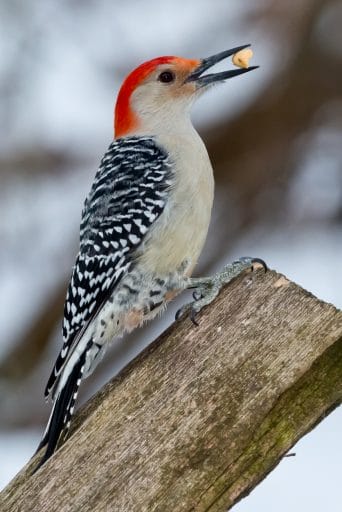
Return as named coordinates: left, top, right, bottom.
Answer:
left=0, top=0, right=341, bottom=509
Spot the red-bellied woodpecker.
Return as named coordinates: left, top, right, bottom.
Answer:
left=35, top=45, right=266, bottom=470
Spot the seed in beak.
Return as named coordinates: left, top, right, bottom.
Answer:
left=232, top=48, right=254, bottom=69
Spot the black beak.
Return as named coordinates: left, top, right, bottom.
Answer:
left=186, top=44, right=258, bottom=87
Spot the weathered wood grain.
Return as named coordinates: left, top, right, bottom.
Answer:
left=1, top=269, right=341, bottom=512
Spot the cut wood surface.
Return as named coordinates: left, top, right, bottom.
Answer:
left=1, top=269, right=342, bottom=512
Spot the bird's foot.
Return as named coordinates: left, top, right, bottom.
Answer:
left=175, top=256, right=267, bottom=326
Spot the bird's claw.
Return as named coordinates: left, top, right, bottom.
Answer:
left=229, top=256, right=267, bottom=274
left=176, top=256, right=267, bottom=326
left=251, top=257, right=267, bottom=272
left=192, top=290, right=203, bottom=301
left=175, top=302, right=200, bottom=326
left=190, top=308, right=199, bottom=326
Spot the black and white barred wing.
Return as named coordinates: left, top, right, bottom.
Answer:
left=45, top=136, right=173, bottom=399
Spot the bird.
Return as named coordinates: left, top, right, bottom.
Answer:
left=35, top=44, right=266, bottom=470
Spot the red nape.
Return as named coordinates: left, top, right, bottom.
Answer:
left=114, top=56, right=175, bottom=138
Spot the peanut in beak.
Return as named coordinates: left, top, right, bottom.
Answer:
left=232, top=48, right=254, bottom=69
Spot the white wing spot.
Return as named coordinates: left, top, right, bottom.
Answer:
left=129, top=234, right=140, bottom=244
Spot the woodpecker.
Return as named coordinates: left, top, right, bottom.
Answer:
left=35, top=45, right=266, bottom=470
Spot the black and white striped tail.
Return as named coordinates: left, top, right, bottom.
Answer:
left=34, top=343, right=91, bottom=472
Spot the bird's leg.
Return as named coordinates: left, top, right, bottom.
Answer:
left=176, top=257, right=267, bottom=326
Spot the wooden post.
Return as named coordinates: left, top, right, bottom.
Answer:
left=1, top=269, right=341, bottom=512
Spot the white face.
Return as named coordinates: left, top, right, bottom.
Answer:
left=130, top=62, right=202, bottom=134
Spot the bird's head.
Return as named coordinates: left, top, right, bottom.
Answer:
left=114, top=45, right=258, bottom=138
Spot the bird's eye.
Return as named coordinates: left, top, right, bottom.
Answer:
left=158, top=70, right=175, bottom=83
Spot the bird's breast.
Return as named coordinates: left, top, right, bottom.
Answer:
left=138, top=130, right=214, bottom=276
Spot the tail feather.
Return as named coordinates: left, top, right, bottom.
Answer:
left=34, top=343, right=91, bottom=472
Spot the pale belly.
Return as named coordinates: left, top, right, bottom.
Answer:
left=137, top=136, right=215, bottom=276
left=139, top=197, right=213, bottom=276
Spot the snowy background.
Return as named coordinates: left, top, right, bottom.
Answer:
left=0, top=0, right=341, bottom=509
